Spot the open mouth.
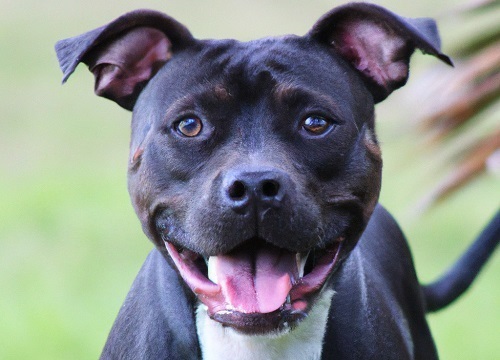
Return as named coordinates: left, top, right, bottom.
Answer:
left=163, top=236, right=344, bottom=334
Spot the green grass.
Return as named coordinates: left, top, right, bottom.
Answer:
left=1, top=1, right=498, bottom=359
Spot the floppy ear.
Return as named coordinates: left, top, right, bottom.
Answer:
left=55, top=9, right=194, bottom=110
left=308, top=3, right=452, bottom=103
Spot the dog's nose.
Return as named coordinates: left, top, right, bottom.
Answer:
left=223, top=168, right=289, bottom=214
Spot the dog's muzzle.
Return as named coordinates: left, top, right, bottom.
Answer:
left=155, top=166, right=346, bottom=333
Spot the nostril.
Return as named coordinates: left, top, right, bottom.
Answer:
left=228, top=180, right=247, bottom=200
left=262, top=180, right=280, bottom=198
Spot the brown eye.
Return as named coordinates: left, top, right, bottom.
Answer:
left=301, top=116, right=333, bottom=135
left=175, top=117, right=203, bottom=137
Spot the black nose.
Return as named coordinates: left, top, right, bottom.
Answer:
left=223, top=168, right=289, bottom=214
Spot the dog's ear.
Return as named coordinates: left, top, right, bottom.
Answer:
left=308, top=3, right=452, bottom=103
left=55, top=10, right=194, bottom=110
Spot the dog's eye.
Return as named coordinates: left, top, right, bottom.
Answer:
left=301, top=116, right=333, bottom=135
left=175, top=117, right=203, bottom=137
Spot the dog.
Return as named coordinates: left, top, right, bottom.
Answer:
left=56, top=3, right=500, bottom=359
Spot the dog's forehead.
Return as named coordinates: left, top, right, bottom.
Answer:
left=194, top=35, right=351, bottom=91
left=140, top=34, right=369, bottom=118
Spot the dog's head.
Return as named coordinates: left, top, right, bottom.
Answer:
left=56, top=3, right=450, bottom=334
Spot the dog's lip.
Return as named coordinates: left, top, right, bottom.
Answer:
left=164, top=241, right=220, bottom=295
left=164, top=237, right=343, bottom=329
left=289, top=239, right=343, bottom=304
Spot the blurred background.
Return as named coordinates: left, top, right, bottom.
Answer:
left=1, top=0, right=498, bottom=358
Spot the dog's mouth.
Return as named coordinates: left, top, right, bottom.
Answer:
left=163, top=236, right=343, bottom=334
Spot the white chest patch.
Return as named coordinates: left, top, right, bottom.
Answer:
left=196, top=289, right=334, bottom=360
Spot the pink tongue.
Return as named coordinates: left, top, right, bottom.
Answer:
left=212, top=243, right=298, bottom=314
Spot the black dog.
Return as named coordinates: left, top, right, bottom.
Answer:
left=56, top=3, right=499, bottom=359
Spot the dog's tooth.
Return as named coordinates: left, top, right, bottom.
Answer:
left=207, top=256, right=218, bottom=284
left=296, top=251, right=309, bottom=278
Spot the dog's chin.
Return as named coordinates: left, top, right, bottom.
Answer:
left=163, top=236, right=344, bottom=335
left=209, top=306, right=308, bottom=335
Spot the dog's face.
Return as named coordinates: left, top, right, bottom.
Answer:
left=132, top=36, right=381, bottom=332
left=56, top=3, right=450, bottom=335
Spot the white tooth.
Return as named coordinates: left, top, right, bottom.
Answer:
left=207, top=256, right=218, bottom=284
left=296, top=251, right=310, bottom=278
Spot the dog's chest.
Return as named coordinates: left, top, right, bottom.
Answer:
left=196, top=290, right=334, bottom=360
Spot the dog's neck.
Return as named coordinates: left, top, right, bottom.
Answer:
left=196, top=289, right=334, bottom=360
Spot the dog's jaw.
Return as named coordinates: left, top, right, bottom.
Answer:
left=164, top=237, right=343, bottom=334
left=197, top=289, right=335, bottom=360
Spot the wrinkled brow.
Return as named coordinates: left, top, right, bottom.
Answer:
left=272, top=82, right=340, bottom=112
left=164, top=83, right=233, bottom=118
left=273, top=82, right=360, bottom=131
